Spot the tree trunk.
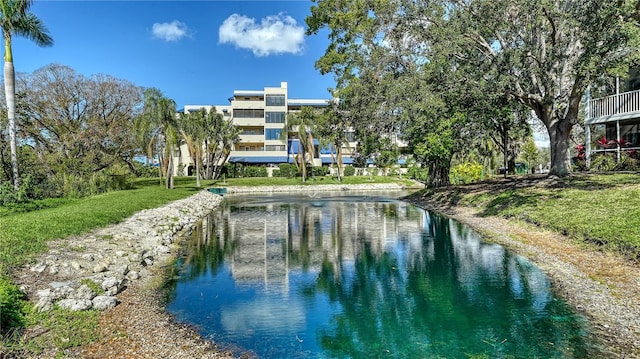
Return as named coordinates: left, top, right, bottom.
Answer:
left=4, top=61, right=19, bottom=190
left=167, top=148, right=174, bottom=189
left=299, top=150, right=307, bottom=182
left=547, top=118, right=573, bottom=177
left=205, top=144, right=214, bottom=180
left=502, top=125, right=509, bottom=179
left=336, top=145, right=343, bottom=182
left=428, top=158, right=451, bottom=188
left=195, top=148, right=201, bottom=187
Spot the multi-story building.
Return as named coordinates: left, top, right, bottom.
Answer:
left=177, top=82, right=357, bottom=176
left=585, top=69, right=640, bottom=165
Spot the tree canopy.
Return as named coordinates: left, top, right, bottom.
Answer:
left=307, top=0, right=640, bottom=183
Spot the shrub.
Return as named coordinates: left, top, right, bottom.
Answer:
left=0, top=277, right=27, bottom=334
left=590, top=153, right=617, bottom=172
left=450, top=162, right=484, bottom=184
left=243, top=166, right=267, bottom=178
left=134, top=163, right=160, bottom=178
left=222, top=163, right=238, bottom=178
left=277, top=163, right=297, bottom=178
left=343, top=165, right=356, bottom=176
left=310, top=166, right=329, bottom=177
left=407, top=165, right=428, bottom=183
left=615, top=153, right=640, bottom=171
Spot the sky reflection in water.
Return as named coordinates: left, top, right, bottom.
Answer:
left=165, top=192, right=599, bottom=358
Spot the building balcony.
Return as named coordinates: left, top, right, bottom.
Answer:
left=585, top=89, right=640, bottom=163
left=239, top=134, right=265, bottom=142
left=230, top=99, right=265, bottom=109
left=233, top=117, right=265, bottom=126
left=586, top=89, right=640, bottom=125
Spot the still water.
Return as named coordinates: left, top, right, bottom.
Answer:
left=165, top=192, right=599, bottom=358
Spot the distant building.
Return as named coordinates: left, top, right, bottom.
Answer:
left=176, top=82, right=357, bottom=176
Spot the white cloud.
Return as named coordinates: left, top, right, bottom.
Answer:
left=152, top=20, right=190, bottom=42
left=218, top=13, right=304, bottom=56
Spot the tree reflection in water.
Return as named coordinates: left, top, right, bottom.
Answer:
left=166, top=193, right=599, bottom=359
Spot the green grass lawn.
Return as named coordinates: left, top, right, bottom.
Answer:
left=418, top=173, right=640, bottom=259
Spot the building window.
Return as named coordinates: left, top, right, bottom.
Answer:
left=265, top=145, right=285, bottom=151
left=234, top=109, right=264, bottom=118
left=266, top=94, right=285, bottom=106
left=265, top=129, right=282, bottom=140
left=265, top=112, right=286, bottom=123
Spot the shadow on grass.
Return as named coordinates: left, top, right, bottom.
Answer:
left=564, top=172, right=640, bottom=191
left=477, top=191, right=543, bottom=217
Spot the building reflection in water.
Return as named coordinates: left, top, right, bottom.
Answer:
left=202, top=194, right=426, bottom=293
left=168, top=192, right=595, bottom=359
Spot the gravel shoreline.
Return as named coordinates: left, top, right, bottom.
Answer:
left=12, top=183, right=640, bottom=358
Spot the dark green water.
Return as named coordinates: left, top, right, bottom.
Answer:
left=165, top=192, right=599, bottom=358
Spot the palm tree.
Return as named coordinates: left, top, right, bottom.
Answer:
left=282, top=107, right=319, bottom=182
left=180, top=109, right=207, bottom=187
left=1, top=0, right=53, bottom=190
left=141, top=88, right=178, bottom=189
left=203, top=109, right=239, bottom=180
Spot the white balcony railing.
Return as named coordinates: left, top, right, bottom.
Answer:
left=239, top=134, right=264, bottom=142
left=230, top=100, right=264, bottom=109
left=588, top=89, right=640, bottom=122
left=233, top=118, right=264, bottom=126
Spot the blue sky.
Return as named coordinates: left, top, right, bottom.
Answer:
left=12, top=0, right=335, bottom=109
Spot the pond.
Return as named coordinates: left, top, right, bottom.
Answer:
left=165, top=192, right=601, bottom=358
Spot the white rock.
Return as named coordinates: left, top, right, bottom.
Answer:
left=101, top=276, right=124, bottom=295
left=156, top=245, right=171, bottom=254
left=92, top=296, right=118, bottom=310
left=53, top=286, right=74, bottom=300
left=92, top=262, right=108, bottom=273
left=113, top=264, right=129, bottom=276
left=49, top=281, right=71, bottom=289
left=127, top=271, right=140, bottom=280
left=36, top=288, right=53, bottom=298
left=35, top=297, right=53, bottom=312
left=57, top=299, right=92, bottom=311
left=74, top=284, right=97, bottom=300
left=30, top=263, right=47, bottom=273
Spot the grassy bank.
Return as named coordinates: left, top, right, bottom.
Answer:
left=0, top=177, right=213, bottom=276
left=410, top=173, right=640, bottom=259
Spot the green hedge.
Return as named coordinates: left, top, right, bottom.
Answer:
left=310, top=166, right=330, bottom=177
left=276, top=163, right=297, bottom=178
left=343, top=165, right=356, bottom=176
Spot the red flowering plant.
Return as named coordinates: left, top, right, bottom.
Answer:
left=575, top=144, right=586, bottom=160
left=616, top=138, right=631, bottom=147
left=597, top=137, right=616, bottom=149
